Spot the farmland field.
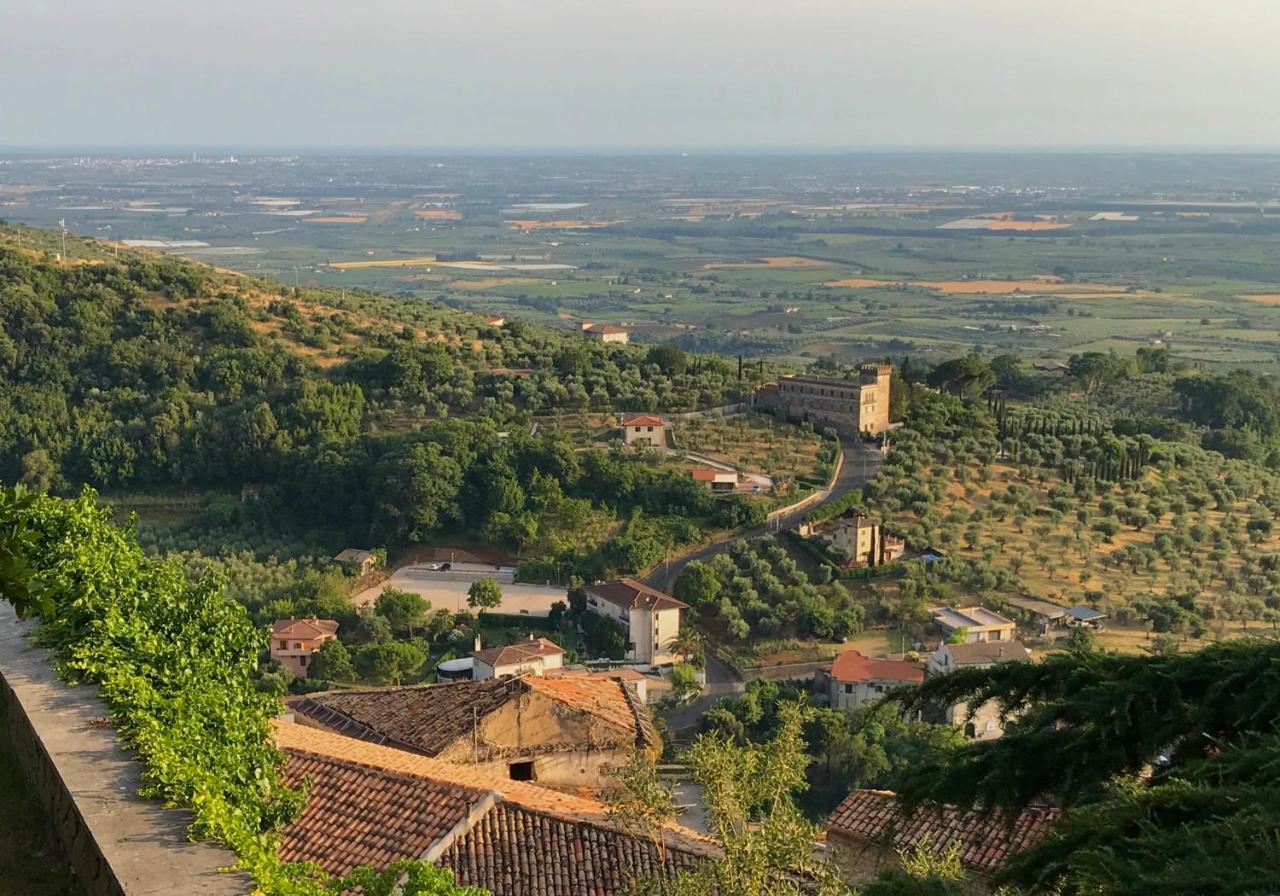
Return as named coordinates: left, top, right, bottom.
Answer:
left=9, top=152, right=1280, bottom=371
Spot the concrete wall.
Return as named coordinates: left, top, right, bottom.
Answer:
left=0, top=605, right=250, bottom=896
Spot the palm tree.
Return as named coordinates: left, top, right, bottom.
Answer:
left=671, top=627, right=703, bottom=664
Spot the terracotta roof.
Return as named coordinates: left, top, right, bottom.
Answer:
left=484, top=315, right=506, bottom=325
left=290, top=676, right=653, bottom=757
left=943, top=640, right=1031, bottom=666
left=830, top=650, right=923, bottom=685
left=585, top=578, right=687, bottom=613
left=524, top=676, right=655, bottom=749
left=280, top=748, right=483, bottom=874
left=586, top=323, right=628, bottom=335
left=471, top=637, right=565, bottom=670
left=273, top=720, right=717, bottom=888
left=442, top=801, right=704, bottom=894
left=690, top=468, right=736, bottom=482
left=271, top=618, right=339, bottom=639
left=827, top=790, right=1060, bottom=873
left=621, top=414, right=666, bottom=427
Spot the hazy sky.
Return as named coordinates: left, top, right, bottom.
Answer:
left=3, top=0, right=1278, bottom=149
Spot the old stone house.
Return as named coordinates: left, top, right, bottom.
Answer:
left=927, top=640, right=1031, bottom=740
left=287, top=674, right=656, bottom=790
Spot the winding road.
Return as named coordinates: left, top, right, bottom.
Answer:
left=648, top=437, right=887, bottom=729
left=642, top=437, right=885, bottom=595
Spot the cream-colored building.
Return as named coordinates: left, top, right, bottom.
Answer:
left=826, top=515, right=906, bottom=567
left=471, top=637, right=565, bottom=680
left=826, top=650, right=924, bottom=713
left=928, top=640, right=1031, bottom=741
left=620, top=414, right=668, bottom=447
left=752, top=363, right=892, bottom=436
left=931, top=606, right=1017, bottom=643
left=583, top=578, right=687, bottom=666
left=271, top=617, right=340, bottom=678
left=582, top=322, right=629, bottom=343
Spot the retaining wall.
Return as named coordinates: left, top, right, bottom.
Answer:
left=0, top=605, right=250, bottom=896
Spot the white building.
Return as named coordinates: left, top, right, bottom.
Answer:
left=931, top=606, right=1017, bottom=643
left=928, top=640, right=1031, bottom=741
left=826, top=649, right=924, bottom=713
left=620, top=414, right=668, bottom=447
left=470, top=637, right=566, bottom=680
left=582, top=578, right=687, bottom=666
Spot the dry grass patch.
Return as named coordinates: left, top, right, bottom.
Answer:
left=703, top=255, right=832, bottom=269
left=329, top=256, right=438, bottom=270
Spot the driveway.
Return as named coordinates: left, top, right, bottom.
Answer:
left=354, top=564, right=566, bottom=616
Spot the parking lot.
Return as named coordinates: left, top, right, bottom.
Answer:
left=353, top=563, right=566, bottom=617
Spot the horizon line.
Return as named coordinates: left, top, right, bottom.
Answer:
left=6, top=143, right=1280, bottom=157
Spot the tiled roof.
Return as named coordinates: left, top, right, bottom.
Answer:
left=621, top=414, right=666, bottom=427
left=443, top=802, right=704, bottom=894
left=290, top=680, right=523, bottom=755
left=471, top=637, right=565, bottom=670
left=273, top=721, right=717, bottom=889
left=272, top=618, right=339, bottom=639
left=280, top=748, right=483, bottom=875
left=524, top=676, right=656, bottom=750
left=585, top=578, right=687, bottom=613
left=690, top=468, right=736, bottom=482
left=830, top=650, right=924, bottom=685
left=586, top=323, right=628, bottom=335
left=290, top=675, right=653, bottom=756
left=827, top=789, right=1060, bottom=873
left=944, top=640, right=1031, bottom=666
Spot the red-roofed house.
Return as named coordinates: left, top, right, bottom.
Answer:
left=826, top=789, right=1060, bottom=889
left=582, top=321, right=630, bottom=343
left=690, top=468, right=739, bottom=492
left=271, top=618, right=339, bottom=677
left=583, top=578, right=687, bottom=665
left=620, top=413, right=668, bottom=447
left=471, top=637, right=565, bottom=680
left=826, top=650, right=924, bottom=713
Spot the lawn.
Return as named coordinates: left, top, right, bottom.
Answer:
left=0, top=702, right=80, bottom=896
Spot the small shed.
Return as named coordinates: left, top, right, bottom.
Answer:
left=333, top=548, right=376, bottom=577
left=1065, top=606, right=1106, bottom=629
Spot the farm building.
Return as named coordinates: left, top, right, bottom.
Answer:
left=690, top=468, right=739, bottom=491
left=581, top=321, right=629, bottom=343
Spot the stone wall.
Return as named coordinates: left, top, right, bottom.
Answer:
left=0, top=605, right=250, bottom=896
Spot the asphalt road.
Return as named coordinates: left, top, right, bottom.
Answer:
left=643, top=437, right=885, bottom=595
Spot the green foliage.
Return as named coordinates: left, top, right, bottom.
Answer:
left=0, top=489, right=480, bottom=895
left=374, top=587, right=430, bottom=635
left=354, top=641, right=426, bottom=684
left=329, top=861, right=487, bottom=896
left=466, top=577, right=503, bottom=610
left=892, top=639, right=1280, bottom=895
left=653, top=701, right=851, bottom=896
left=670, top=663, right=702, bottom=701
left=307, top=640, right=356, bottom=683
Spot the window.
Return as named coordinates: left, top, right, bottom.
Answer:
left=293, top=642, right=303, bottom=650
left=647, top=426, right=654, bottom=432
left=508, top=761, right=535, bottom=781
left=299, top=655, right=307, bottom=668
left=278, top=640, right=287, bottom=650
left=844, top=683, right=853, bottom=694
left=964, top=722, right=977, bottom=739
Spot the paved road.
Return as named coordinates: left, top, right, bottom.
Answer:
left=643, top=437, right=885, bottom=595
